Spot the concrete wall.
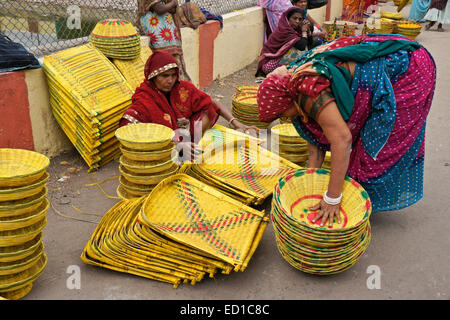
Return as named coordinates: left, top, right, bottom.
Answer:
left=1, top=4, right=343, bottom=159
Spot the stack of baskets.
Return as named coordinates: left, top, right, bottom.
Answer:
left=232, top=85, right=270, bottom=129
left=81, top=174, right=269, bottom=288
left=90, top=19, right=141, bottom=60
left=0, top=149, right=50, bottom=299
left=270, top=123, right=308, bottom=167
left=180, top=140, right=300, bottom=206
left=271, top=168, right=372, bottom=275
left=112, top=46, right=153, bottom=92
left=43, top=43, right=134, bottom=171
left=115, top=123, right=179, bottom=200
left=397, top=21, right=422, bottom=39
left=374, top=18, right=395, bottom=34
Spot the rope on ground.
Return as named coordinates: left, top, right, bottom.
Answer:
left=87, top=174, right=121, bottom=200
left=49, top=199, right=99, bottom=224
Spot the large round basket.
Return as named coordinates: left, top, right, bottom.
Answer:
left=115, top=123, right=175, bottom=151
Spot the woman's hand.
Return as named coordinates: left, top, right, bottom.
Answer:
left=231, top=120, right=260, bottom=135
left=309, top=199, right=341, bottom=228
left=175, top=141, right=202, bottom=162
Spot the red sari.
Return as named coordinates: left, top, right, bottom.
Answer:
left=119, top=50, right=219, bottom=141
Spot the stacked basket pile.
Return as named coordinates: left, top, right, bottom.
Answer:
left=232, top=85, right=270, bottom=129
left=115, top=123, right=179, bottom=200
left=397, top=21, right=422, bottom=39
left=180, top=140, right=300, bottom=206
left=270, top=123, right=308, bottom=167
left=271, top=168, right=372, bottom=275
left=0, top=149, right=50, bottom=299
left=112, top=46, right=153, bottom=92
left=81, top=174, right=269, bottom=288
left=90, top=19, right=141, bottom=60
left=43, top=43, right=134, bottom=171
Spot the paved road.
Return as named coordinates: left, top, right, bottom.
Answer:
left=20, top=3, right=450, bottom=301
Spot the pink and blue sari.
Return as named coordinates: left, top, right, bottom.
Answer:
left=290, top=35, right=436, bottom=212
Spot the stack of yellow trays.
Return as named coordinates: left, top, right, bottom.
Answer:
left=181, top=140, right=300, bottom=206
left=232, top=85, right=270, bottom=129
left=81, top=174, right=269, bottom=288
left=271, top=168, right=372, bottom=275
left=112, top=46, right=153, bottom=92
left=374, top=18, right=395, bottom=34
left=270, top=123, right=308, bottom=167
left=115, top=123, right=179, bottom=200
left=0, top=149, right=50, bottom=300
left=397, top=21, right=422, bottom=39
left=43, top=44, right=134, bottom=171
left=90, top=19, right=141, bottom=60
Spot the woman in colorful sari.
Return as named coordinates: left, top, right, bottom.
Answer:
left=257, top=35, right=436, bottom=227
left=258, top=0, right=294, bottom=42
left=342, top=0, right=378, bottom=23
left=137, top=0, right=191, bottom=81
left=120, top=51, right=259, bottom=158
left=256, top=7, right=313, bottom=77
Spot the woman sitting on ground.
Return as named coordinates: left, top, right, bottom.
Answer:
left=119, top=51, right=259, bottom=159
left=291, top=0, right=326, bottom=46
left=257, top=34, right=436, bottom=227
left=256, top=7, right=313, bottom=77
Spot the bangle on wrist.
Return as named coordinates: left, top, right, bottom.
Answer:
left=228, top=117, right=238, bottom=127
left=323, top=190, right=342, bottom=205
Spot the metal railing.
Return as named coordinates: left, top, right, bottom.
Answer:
left=0, top=0, right=257, bottom=56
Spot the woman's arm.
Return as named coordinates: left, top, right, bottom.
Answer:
left=214, top=100, right=260, bottom=133
left=307, top=142, right=325, bottom=168
left=309, top=101, right=352, bottom=227
left=152, top=0, right=178, bottom=15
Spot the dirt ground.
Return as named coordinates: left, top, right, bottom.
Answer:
left=16, top=2, right=450, bottom=301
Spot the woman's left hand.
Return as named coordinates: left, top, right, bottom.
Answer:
left=309, top=199, right=341, bottom=228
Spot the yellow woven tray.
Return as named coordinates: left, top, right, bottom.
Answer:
left=115, top=123, right=175, bottom=151
left=271, top=123, right=305, bottom=144
left=0, top=188, right=47, bottom=218
left=139, top=174, right=268, bottom=271
left=0, top=243, right=44, bottom=276
left=0, top=233, right=42, bottom=263
left=0, top=199, right=49, bottom=231
left=0, top=253, right=47, bottom=292
left=200, top=124, right=264, bottom=151
left=195, top=140, right=300, bottom=204
left=0, top=218, right=47, bottom=247
left=120, top=142, right=175, bottom=161
left=0, top=173, right=49, bottom=202
left=119, top=155, right=174, bottom=174
left=274, top=168, right=371, bottom=231
left=0, top=149, right=49, bottom=188
left=119, top=163, right=179, bottom=185
left=0, top=283, right=32, bottom=300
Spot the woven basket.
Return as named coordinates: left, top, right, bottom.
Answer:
left=0, top=283, right=32, bottom=300
left=139, top=174, right=268, bottom=270
left=0, top=243, right=44, bottom=276
left=119, top=163, right=179, bottom=185
left=120, top=142, right=175, bottom=162
left=0, top=233, right=42, bottom=263
left=0, top=218, right=47, bottom=247
left=275, top=168, right=371, bottom=231
left=271, top=123, right=305, bottom=144
left=0, top=253, right=47, bottom=292
left=120, top=155, right=174, bottom=174
left=0, top=199, right=49, bottom=231
left=0, top=149, right=49, bottom=188
left=0, top=188, right=47, bottom=218
left=0, top=173, right=49, bottom=202
left=115, top=123, right=175, bottom=151
left=91, top=19, right=138, bottom=39
left=119, top=176, right=157, bottom=193
left=380, top=11, right=403, bottom=20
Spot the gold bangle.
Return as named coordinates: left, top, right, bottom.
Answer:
left=228, top=117, right=238, bottom=127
